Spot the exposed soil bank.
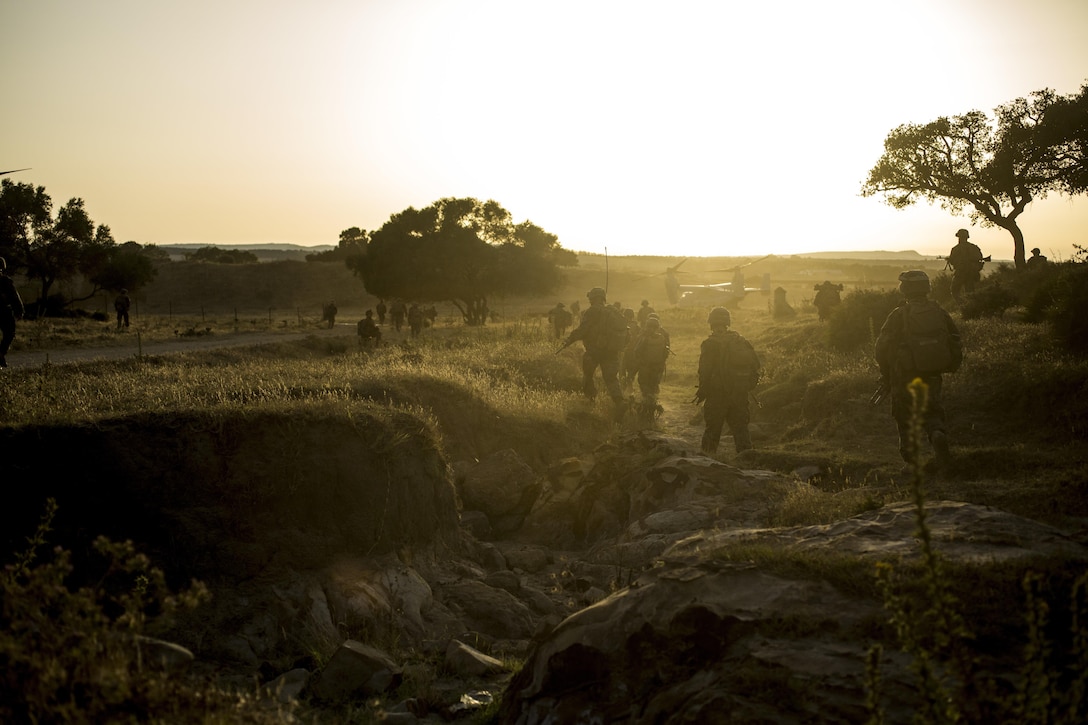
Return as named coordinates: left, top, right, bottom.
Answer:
left=2, top=406, right=460, bottom=582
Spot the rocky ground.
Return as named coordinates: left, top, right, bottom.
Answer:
left=8, top=329, right=1086, bottom=723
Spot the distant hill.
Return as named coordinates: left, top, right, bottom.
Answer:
left=789, top=250, right=932, bottom=260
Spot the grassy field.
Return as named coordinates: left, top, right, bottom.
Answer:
left=4, top=255, right=1085, bottom=722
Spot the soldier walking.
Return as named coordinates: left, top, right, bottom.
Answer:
left=0, top=257, right=25, bottom=368
left=561, top=287, right=629, bottom=421
left=875, top=270, right=962, bottom=469
left=696, top=307, right=761, bottom=455
left=947, top=229, right=985, bottom=302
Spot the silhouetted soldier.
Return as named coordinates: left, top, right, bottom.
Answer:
left=875, top=270, right=962, bottom=469
left=696, top=307, right=761, bottom=455
left=322, top=301, right=338, bottom=328
left=114, top=288, right=131, bottom=330
left=813, top=281, right=843, bottom=321
left=621, top=308, right=641, bottom=391
left=636, top=300, right=655, bottom=325
left=547, top=302, right=572, bottom=339
left=1026, top=247, right=1048, bottom=267
left=0, top=256, right=25, bottom=368
left=631, top=315, right=671, bottom=426
left=376, top=299, right=388, bottom=325
left=947, top=229, right=985, bottom=302
left=561, top=287, right=628, bottom=420
left=357, top=310, right=382, bottom=347
left=407, top=303, right=424, bottom=337
left=390, top=300, right=407, bottom=332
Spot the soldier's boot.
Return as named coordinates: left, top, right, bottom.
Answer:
left=700, top=432, right=718, bottom=456
left=612, top=397, right=629, bottom=423
left=733, top=426, right=753, bottom=454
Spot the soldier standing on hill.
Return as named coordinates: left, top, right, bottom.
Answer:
left=561, top=287, right=628, bottom=421
left=947, top=229, right=985, bottom=302
left=0, top=256, right=25, bottom=368
left=114, top=288, right=131, bottom=330
left=875, top=270, right=962, bottom=470
left=696, top=307, right=761, bottom=455
left=376, top=299, right=388, bottom=325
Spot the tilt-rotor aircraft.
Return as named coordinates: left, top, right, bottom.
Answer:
left=662, top=256, right=773, bottom=306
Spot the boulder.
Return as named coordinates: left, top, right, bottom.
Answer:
left=460, top=449, right=542, bottom=521
left=445, top=639, right=505, bottom=677
left=439, top=580, right=536, bottom=640
left=309, top=640, right=402, bottom=702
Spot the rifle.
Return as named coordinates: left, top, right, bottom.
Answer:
left=869, top=379, right=890, bottom=405
left=554, top=338, right=575, bottom=355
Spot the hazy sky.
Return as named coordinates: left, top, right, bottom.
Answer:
left=2, top=0, right=1086, bottom=260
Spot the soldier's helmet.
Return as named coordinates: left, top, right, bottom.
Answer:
left=1031, top=247, right=1041, bottom=255
left=623, top=308, right=635, bottom=320
left=641, top=300, right=649, bottom=306
left=898, top=270, right=931, bottom=297
left=955, top=229, right=970, bottom=239
left=645, top=317, right=661, bottom=330
left=707, top=306, right=731, bottom=328
left=556, top=302, right=565, bottom=308
left=0, top=256, right=6, bottom=270
left=587, top=287, right=607, bottom=301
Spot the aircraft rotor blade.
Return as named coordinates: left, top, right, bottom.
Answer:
left=0, top=168, right=31, bottom=176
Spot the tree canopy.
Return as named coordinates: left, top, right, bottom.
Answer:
left=861, top=83, right=1088, bottom=268
left=0, top=179, right=118, bottom=310
left=352, top=197, right=576, bottom=325
left=306, top=226, right=369, bottom=263
left=184, top=246, right=259, bottom=264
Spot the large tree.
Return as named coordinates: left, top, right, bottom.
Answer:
left=308, top=226, right=368, bottom=263
left=861, top=84, right=1088, bottom=268
left=355, top=197, right=576, bottom=325
left=0, top=180, right=117, bottom=310
left=89, top=241, right=160, bottom=297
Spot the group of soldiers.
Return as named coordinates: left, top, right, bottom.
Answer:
left=556, top=287, right=760, bottom=454
left=557, top=227, right=1003, bottom=467
left=356, top=299, right=438, bottom=346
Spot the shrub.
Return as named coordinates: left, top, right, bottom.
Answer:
left=960, top=280, right=1018, bottom=319
left=0, top=500, right=288, bottom=723
left=826, top=289, right=902, bottom=352
left=1042, top=263, right=1088, bottom=356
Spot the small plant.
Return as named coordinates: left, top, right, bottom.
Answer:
left=0, top=500, right=290, bottom=723
left=866, top=380, right=1088, bottom=724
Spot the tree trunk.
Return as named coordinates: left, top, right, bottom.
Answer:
left=1007, top=223, right=1026, bottom=269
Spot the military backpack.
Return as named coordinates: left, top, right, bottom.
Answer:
left=897, top=301, right=957, bottom=374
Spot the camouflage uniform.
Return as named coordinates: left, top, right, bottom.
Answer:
left=697, top=307, right=760, bottom=454
left=0, top=258, right=24, bottom=368
left=563, top=288, right=626, bottom=413
left=875, top=270, right=962, bottom=464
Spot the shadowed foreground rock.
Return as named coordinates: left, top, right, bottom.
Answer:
left=499, top=496, right=1088, bottom=724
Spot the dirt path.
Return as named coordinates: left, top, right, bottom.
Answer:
left=5, top=323, right=360, bottom=369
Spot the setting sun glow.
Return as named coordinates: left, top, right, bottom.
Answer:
left=3, top=0, right=1086, bottom=260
